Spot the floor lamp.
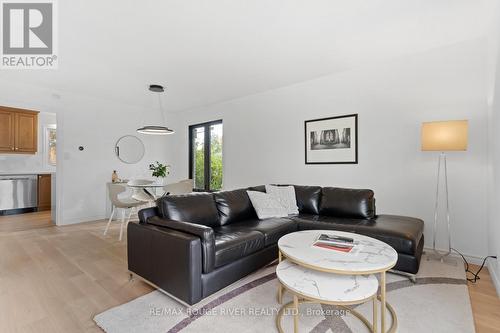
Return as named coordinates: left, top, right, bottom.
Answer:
left=421, top=120, right=468, bottom=262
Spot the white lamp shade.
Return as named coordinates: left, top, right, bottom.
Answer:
left=421, top=120, right=468, bottom=151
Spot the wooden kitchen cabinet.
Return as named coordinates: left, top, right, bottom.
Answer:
left=15, top=111, right=38, bottom=153
left=0, top=106, right=39, bottom=154
left=37, top=174, right=52, bottom=211
left=0, top=110, right=15, bottom=152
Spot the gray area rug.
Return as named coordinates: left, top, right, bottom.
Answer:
left=94, top=254, right=475, bottom=332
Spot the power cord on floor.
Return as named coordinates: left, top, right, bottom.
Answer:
left=451, top=248, right=497, bottom=283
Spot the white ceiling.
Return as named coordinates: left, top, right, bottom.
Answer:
left=0, top=0, right=497, bottom=112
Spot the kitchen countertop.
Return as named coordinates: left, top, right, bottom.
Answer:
left=0, top=171, right=56, bottom=176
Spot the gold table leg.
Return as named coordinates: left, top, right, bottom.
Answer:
left=381, top=271, right=386, bottom=333
left=276, top=299, right=381, bottom=333
left=277, top=251, right=283, bottom=304
left=293, top=295, right=299, bottom=333
left=278, top=285, right=283, bottom=304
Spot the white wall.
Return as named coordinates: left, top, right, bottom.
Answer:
left=0, top=111, right=57, bottom=173
left=487, top=13, right=500, bottom=295
left=166, top=39, right=490, bottom=258
left=0, top=80, right=169, bottom=225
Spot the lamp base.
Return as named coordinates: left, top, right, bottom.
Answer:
left=426, top=252, right=458, bottom=266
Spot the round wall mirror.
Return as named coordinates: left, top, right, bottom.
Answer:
left=115, top=135, right=145, bottom=164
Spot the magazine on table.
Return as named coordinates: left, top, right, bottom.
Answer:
left=312, top=233, right=363, bottom=254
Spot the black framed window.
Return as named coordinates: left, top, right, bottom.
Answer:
left=189, top=120, right=223, bottom=191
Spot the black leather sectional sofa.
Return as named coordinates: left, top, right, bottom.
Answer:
left=128, top=185, right=424, bottom=305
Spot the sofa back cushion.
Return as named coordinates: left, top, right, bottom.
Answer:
left=247, top=185, right=266, bottom=192
left=293, top=185, right=322, bottom=215
left=157, top=192, right=220, bottom=227
left=214, top=189, right=258, bottom=225
left=319, top=187, right=375, bottom=219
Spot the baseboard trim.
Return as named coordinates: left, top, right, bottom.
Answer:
left=423, top=247, right=484, bottom=265
left=488, top=261, right=500, bottom=297
left=57, top=215, right=106, bottom=226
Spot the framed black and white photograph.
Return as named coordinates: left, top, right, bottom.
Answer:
left=304, top=114, right=358, bottom=164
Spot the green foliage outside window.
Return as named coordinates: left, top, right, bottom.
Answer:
left=194, top=145, right=204, bottom=189
left=193, top=130, right=223, bottom=191
left=210, top=132, right=223, bottom=190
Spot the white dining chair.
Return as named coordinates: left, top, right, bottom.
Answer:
left=163, top=179, right=194, bottom=195
left=104, top=183, right=144, bottom=241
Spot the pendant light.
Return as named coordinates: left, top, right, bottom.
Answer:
left=137, top=84, right=175, bottom=135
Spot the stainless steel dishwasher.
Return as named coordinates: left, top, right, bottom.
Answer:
left=0, top=175, right=38, bottom=211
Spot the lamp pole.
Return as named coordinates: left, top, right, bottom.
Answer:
left=431, top=152, right=453, bottom=261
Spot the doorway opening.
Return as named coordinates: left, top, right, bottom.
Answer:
left=0, top=109, right=57, bottom=232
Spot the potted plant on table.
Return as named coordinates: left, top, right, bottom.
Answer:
left=149, top=161, right=170, bottom=185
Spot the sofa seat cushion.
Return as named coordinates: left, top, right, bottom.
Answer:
left=218, top=217, right=298, bottom=246
left=292, top=214, right=423, bottom=256
left=213, top=230, right=265, bottom=268
left=246, top=218, right=298, bottom=245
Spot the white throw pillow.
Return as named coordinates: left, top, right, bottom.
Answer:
left=265, top=185, right=299, bottom=215
left=247, top=190, right=288, bottom=220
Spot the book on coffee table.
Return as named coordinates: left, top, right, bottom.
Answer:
left=312, top=233, right=362, bottom=254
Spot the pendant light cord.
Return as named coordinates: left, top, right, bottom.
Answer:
left=157, top=92, right=167, bottom=125
left=140, top=88, right=166, bottom=127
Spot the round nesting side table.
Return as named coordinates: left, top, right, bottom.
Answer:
left=277, top=230, right=398, bottom=333
left=276, top=259, right=379, bottom=333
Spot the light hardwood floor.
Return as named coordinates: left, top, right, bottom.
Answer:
left=0, top=210, right=53, bottom=232
left=468, top=264, right=500, bottom=332
left=0, top=213, right=153, bottom=333
left=0, top=212, right=499, bottom=332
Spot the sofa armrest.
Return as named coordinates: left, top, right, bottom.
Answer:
left=138, top=207, right=159, bottom=224
left=146, top=216, right=216, bottom=273
left=127, top=222, right=202, bottom=304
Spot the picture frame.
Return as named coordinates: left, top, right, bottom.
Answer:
left=304, top=114, right=358, bottom=164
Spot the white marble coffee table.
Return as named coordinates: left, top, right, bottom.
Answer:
left=276, top=259, right=379, bottom=333
left=277, top=230, right=398, bottom=333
